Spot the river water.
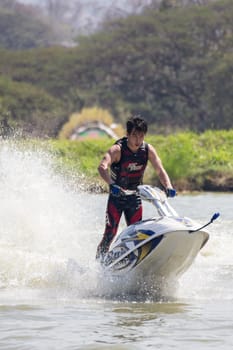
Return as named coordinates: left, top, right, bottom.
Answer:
left=0, top=142, right=232, bottom=349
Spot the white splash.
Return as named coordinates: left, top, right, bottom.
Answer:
left=0, top=141, right=101, bottom=298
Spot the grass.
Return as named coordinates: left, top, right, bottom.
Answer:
left=1, top=129, right=232, bottom=191
left=49, top=130, right=233, bottom=191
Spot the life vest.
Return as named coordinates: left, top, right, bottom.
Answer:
left=110, top=137, right=148, bottom=190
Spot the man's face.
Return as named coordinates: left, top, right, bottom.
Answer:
left=127, top=128, right=145, bottom=152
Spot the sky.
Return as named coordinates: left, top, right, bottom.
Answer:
left=18, top=0, right=41, bottom=3
left=16, top=0, right=153, bottom=35
left=17, top=0, right=152, bottom=7
left=18, top=0, right=118, bottom=5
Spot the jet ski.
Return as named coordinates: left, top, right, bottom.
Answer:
left=100, top=185, right=219, bottom=282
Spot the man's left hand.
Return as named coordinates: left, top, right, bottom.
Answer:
left=166, top=188, right=176, bottom=197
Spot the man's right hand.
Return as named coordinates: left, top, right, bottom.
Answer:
left=109, top=184, right=121, bottom=197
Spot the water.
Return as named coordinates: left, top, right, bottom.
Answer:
left=0, top=141, right=232, bottom=349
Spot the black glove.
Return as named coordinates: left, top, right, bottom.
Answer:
left=166, top=188, right=176, bottom=197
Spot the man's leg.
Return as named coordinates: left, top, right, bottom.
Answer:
left=124, top=194, right=142, bottom=226
left=96, top=196, right=123, bottom=259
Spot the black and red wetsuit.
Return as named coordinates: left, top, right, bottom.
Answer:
left=97, top=137, right=149, bottom=255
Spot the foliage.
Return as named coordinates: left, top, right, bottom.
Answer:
left=0, top=0, right=232, bottom=136
left=46, top=129, right=233, bottom=191
left=0, top=4, right=60, bottom=50
left=147, top=133, right=200, bottom=180
left=0, top=75, right=65, bottom=137
left=48, top=138, right=112, bottom=179
left=3, top=129, right=230, bottom=191
left=86, top=0, right=233, bottom=132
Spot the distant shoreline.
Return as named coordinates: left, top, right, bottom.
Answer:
left=1, top=135, right=232, bottom=193
left=85, top=176, right=233, bottom=194
left=174, top=175, right=233, bottom=193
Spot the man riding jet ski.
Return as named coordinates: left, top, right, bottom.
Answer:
left=96, top=115, right=176, bottom=260
left=95, top=115, right=219, bottom=281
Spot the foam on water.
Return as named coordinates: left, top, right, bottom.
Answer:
left=177, top=217, right=233, bottom=301
left=0, top=141, right=102, bottom=299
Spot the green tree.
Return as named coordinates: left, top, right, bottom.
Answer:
left=0, top=3, right=60, bottom=50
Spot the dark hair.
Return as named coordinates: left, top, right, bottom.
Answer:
left=126, top=115, right=148, bottom=134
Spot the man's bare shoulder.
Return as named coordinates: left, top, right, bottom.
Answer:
left=109, top=143, right=121, bottom=152
left=148, top=143, right=161, bottom=161
left=148, top=143, right=157, bottom=154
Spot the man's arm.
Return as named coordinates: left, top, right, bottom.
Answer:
left=148, top=144, right=173, bottom=190
left=98, top=144, right=121, bottom=185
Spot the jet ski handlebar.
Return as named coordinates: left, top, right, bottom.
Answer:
left=138, top=185, right=179, bottom=218
left=112, top=185, right=179, bottom=218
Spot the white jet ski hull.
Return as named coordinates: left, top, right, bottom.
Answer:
left=98, top=185, right=218, bottom=295
left=126, top=229, right=208, bottom=280
left=102, top=216, right=209, bottom=280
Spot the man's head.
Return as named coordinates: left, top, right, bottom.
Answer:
left=126, top=115, right=148, bottom=135
left=126, top=115, right=147, bottom=152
